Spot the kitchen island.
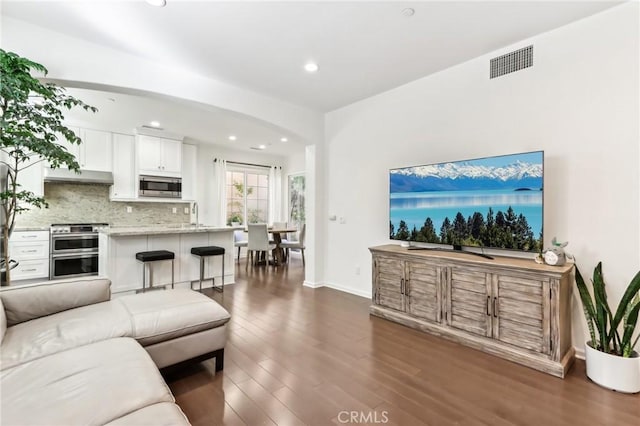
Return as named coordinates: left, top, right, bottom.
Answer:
left=99, top=225, right=238, bottom=294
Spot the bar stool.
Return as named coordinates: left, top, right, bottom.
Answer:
left=190, top=246, right=225, bottom=293
left=135, top=250, right=175, bottom=292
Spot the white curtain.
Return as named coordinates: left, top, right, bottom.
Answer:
left=213, top=159, right=227, bottom=226
left=268, top=166, right=283, bottom=224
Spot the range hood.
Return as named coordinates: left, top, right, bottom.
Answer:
left=43, top=168, right=114, bottom=185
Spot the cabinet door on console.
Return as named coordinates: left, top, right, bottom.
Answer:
left=406, top=261, right=440, bottom=323
left=447, top=268, right=492, bottom=337
left=492, top=274, right=551, bottom=355
left=373, top=255, right=404, bottom=311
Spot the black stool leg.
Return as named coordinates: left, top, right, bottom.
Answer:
left=199, top=256, right=204, bottom=292
left=142, top=263, right=147, bottom=293
left=171, top=259, right=175, bottom=289
left=221, top=253, right=225, bottom=293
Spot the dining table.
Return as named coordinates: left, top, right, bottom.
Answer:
left=268, top=227, right=297, bottom=265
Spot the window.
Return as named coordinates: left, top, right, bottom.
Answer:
left=226, top=168, right=269, bottom=225
left=288, top=173, right=305, bottom=232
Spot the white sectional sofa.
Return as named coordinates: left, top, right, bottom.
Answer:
left=0, top=277, right=230, bottom=425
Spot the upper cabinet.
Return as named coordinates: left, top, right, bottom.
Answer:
left=82, top=129, right=113, bottom=171
left=58, top=127, right=112, bottom=172
left=137, top=135, right=182, bottom=177
left=111, top=133, right=136, bottom=200
left=16, top=154, right=44, bottom=198
left=181, top=144, right=197, bottom=201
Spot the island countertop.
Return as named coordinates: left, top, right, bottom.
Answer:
left=100, top=225, right=241, bottom=237
left=99, top=224, right=238, bottom=293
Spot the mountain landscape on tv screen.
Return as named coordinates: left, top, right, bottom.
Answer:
left=389, top=154, right=544, bottom=252
left=390, top=160, right=543, bottom=193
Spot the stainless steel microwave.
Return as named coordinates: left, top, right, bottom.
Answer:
left=139, top=175, right=182, bottom=198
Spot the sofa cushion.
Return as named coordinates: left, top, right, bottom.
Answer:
left=0, top=277, right=111, bottom=326
left=0, top=299, right=132, bottom=370
left=104, top=402, right=190, bottom=425
left=0, top=338, right=174, bottom=426
left=117, top=289, right=230, bottom=346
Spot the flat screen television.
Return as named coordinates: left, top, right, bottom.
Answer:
left=389, top=151, right=543, bottom=253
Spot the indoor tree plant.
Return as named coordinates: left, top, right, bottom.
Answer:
left=0, top=49, right=96, bottom=285
left=575, top=262, right=640, bottom=393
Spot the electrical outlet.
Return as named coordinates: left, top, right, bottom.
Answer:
left=355, top=265, right=361, bottom=275
left=126, top=206, right=132, bottom=213
left=339, top=217, right=346, bottom=224
left=184, top=207, right=190, bottom=214
left=172, top=207, right=177, bottom=214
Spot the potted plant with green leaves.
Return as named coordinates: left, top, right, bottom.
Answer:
left=0, top=49, right=96, bottom=285
left=575, top=262, right=640, bottom=393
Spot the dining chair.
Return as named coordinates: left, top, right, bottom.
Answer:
left=280, top=223, right=306, bottom=266
left=272, top=221, right=288, bottom=230
left=233, top=229, right=248, bottom=262
left=271, top=221, right=288, bottom=243
left=246, top=223, right=276, bottom=268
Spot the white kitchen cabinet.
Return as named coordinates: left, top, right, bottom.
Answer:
left=181, top=144, right=197, bottom=201
left=110, top=133, right=136, bottom=200
left=81, top=129, right=112, bottom=171
left=161, top=139, right=182, bottom=175
left=56, top=127, right=112, bottom=172
left=8, top=230, right=50, bottom=281
left=137, top=135, right=182, bottom=177
left=137, top=135, right=162, bottom=173
left=17, top=156, right=44, bottom=197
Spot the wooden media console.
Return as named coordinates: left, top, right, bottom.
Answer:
left=370, top=244, right=574, bottom=377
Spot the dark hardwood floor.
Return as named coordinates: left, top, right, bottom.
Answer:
left=165, top=257, right=639, bottom=426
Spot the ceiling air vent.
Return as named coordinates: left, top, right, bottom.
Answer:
left=490, top=45, right=533, bottom=79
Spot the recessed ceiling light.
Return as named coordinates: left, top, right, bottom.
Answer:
left=145, top=0, right=167, bottom=7
left=402, top=8, right=415, bottom=17
left=280, top=137, right=288, bottom=143
left=304, top=62, right=319, bottom=73
left=258, top=144, right=266, bottom=150
left=150, top=121, right=161, bottom=127
left=228, top=135, right=237, bottom=141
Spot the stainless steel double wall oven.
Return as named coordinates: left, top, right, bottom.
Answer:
left=50, top=223, right=109, bottom=280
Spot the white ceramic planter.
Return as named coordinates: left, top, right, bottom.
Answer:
left=585, top=342, right=640, bottom=393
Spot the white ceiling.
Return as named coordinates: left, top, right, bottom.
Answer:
left=60, top=87, right=301, bottom=157
left=2, top=0, right=621, bottom=112
left=2, top=1, right=621, bottom=155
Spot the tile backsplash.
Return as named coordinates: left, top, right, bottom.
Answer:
left=16, top=183, right=191, bottom=227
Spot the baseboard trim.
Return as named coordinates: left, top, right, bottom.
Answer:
left=302, top=280, right=371, bottom=299
left=322, top=281, right=371, bottom=299
left=574, top=346, right=585, bottom=360
left=303, top=280, right=323, bottom=288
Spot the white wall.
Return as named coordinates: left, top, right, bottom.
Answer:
left=286, top=150, right=306, bottom=176
left=323, top=3, right=640, bottom=350
left=194, top=142, right=304, bottom=226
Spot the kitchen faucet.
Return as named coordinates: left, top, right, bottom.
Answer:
left=191, top=202, right=199, bottom=227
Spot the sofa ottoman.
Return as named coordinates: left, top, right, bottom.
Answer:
left=117, top=289, right=230, bottom=369
left=0, top=279, right=230, bottom=371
